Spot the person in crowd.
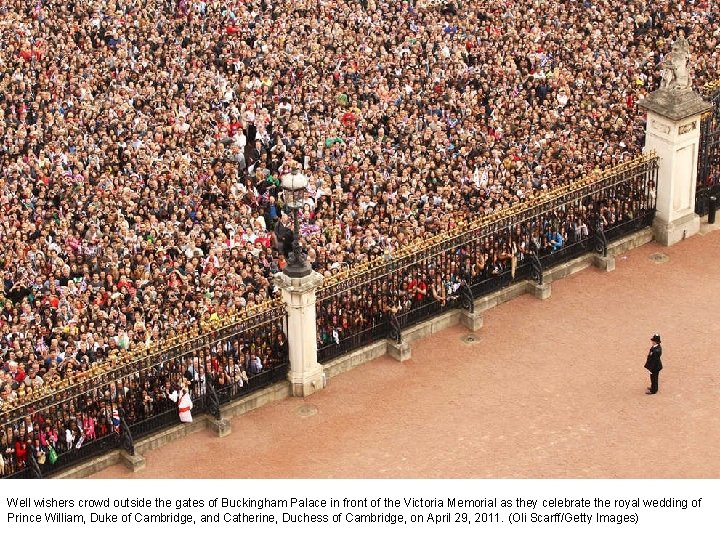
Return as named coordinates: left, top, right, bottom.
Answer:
left=175, top=385, right=194, bottom=424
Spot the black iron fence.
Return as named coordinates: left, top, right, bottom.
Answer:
left=1, top=302, right=288, bottom=479
left=696, top=80, right=720, bottom=215
left=316, top=155, right=658, bottom=363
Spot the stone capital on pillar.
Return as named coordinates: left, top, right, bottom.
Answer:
left=273, top=271, right=325, bottom=397
left=640, top=87, right=713, bottom=245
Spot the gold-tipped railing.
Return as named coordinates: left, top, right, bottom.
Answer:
left=317, top=152, right=658, bottom=298
left=0, top=299, right=286, bottom=423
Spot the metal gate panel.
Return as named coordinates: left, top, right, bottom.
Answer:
left=696, top=82, right=720, bottom=215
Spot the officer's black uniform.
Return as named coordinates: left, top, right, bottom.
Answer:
left=644, top=334, right=663, bottom=394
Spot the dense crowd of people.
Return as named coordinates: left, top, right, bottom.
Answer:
left=0, top=0, right=718, bottom=473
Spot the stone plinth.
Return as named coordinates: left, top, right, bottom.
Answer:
left=460, top=310, right=484, bottom=332
left=207, top=417, right=231, bottom=438
left=640, top=88, right=712, bottom=123
left=653, top=210, right=699, bottom=246
left=526, top=282, right=551, bottom=300
left=119, top=451, right=145, bottom=472
left=592, top=255, right=616, bottom=272
left=387, top=340, right=411, bottom=362
left=274, top=271, right=326, bottom=397
left=641, top=88, right=713, bottom=246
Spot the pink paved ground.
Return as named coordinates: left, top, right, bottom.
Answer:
left=92, top=228, right=720, bottom=479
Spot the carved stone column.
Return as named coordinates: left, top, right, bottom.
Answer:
left=273, top=271, right=326, bottom=397
left=640, top=36, right=713, bottom=245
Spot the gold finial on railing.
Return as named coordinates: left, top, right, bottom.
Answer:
left=702, top=78, right=720, bottom=96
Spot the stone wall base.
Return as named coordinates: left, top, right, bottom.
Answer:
left=526, top=281, right=552, bottom=300
left=653, top=211, right=700, bottom=246
left=119, top=451, right=146, bottom=472
left=387, top=340, right=412, bottom=362
left=207, top=418, right=232, bottom=437
left=593, top=255, right=616, bottom=272
left=289, top=366, right=326, bottom=397
left=460, top=310, right=484, bottom=332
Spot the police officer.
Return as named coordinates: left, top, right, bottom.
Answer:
left=644, top=334, right=663, bottom=394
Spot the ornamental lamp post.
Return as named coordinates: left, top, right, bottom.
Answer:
left=281, top=170, right=312, bottom=278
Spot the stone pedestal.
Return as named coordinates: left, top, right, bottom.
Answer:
left=653, top=209, right=698, bottom=245
left=274, top=271, right=326, bottom=397
left=119, top=451, right=145, bottom=472
left=526, top=282, right=551, bottom=300
left=207, top=417, right=231, bottom=438
left=641, top=88, right=712, bottom=246
left=592, top=255, right=616, bottom=272
left=460, top=310, right=484, bottom=332
left=387, top=340, right=411, bottom=362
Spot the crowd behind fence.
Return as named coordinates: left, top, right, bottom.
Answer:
left=316, top=154, right=658, bottom=363
left=0, top=302, right=288, bottom=478
left=0, top=154, right=659, bottom=479
left=0, top=0, right=714, bottom=480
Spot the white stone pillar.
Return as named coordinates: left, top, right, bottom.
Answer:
left=273, top=271, right=325, bottom=397
left=641, top=89, right=712, bottom=245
